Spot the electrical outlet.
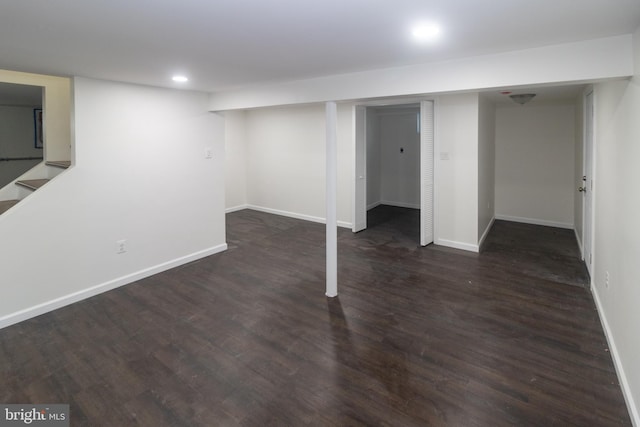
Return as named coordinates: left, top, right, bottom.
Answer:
left=116, top=239, right=127, bottom=254
left=605, top=271, right=610, bottom=289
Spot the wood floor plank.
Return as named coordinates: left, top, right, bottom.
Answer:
left=0, top=206, right=630, bottom=426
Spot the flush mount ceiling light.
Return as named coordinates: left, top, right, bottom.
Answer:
left=411, top=23, right=441, bottom=42
left=509, top=93, right=536, bottom=105
left=172, top=75, right=189, bottom=83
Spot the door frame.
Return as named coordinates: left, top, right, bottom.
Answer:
left=352, top=98, right=436, bottom=244
left=352, top=105, right=367, bottom=232
left=582, top=88, right=595, bottom=277
left=420, top=99, right=435, bottom=246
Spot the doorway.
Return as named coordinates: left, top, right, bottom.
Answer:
left=0, top=82, right=44, bottom=188
left=491, top=85, right=591, bottom=287
left=353, top=100, right=434, bottom=246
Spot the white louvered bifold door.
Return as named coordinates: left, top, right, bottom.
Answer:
left=420, top=100, right=434, bottom=246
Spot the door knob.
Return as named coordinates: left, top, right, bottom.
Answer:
left=578, top=186, right=586, bottom=192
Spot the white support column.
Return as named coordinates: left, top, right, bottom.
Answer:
left=326, top=101, right=338, bottom=297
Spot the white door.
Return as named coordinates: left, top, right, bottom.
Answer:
left=353, top=106, right=367, bottom=232
left=420, top=100, right=435, bottom=246
left=582, top=91, right=594, bottom=275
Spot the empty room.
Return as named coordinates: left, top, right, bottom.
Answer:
left=1, top=1, right=639, bottom=425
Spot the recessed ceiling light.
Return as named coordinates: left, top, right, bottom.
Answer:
left=411, top=23, right=441, bottom=42
left=172, top=75, right=189, bottom=83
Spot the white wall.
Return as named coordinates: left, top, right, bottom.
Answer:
left=224, top=110, right=247, bottom=211
left=477, top=94, right=496, bottom=244
left=233, top=95, right=483, bottom=253
left=0, top=106, right=43, bottom=187
left=591, top=26, right=640, bottom=424
left=365, top=106, right=420, bottom=209
left=495, top=103, right=576, bottom=228
left=0, top=77, right=227, bottom=328
left=242, top=103, right=353, bottom=227
left=378, top=107, right=420, bottom=209
left=435, top=93, right=479, bottom=251
left=210, top=35, right=633, bottom=111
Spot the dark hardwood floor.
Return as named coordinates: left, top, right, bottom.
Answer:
left=0, top=206, right=630, bottom=426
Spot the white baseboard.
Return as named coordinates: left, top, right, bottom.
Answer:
left=246, top=205, right=352, bottom=229
left=494, top=214, right=573, bottom=230
left=574, top=228, right=584, bottom=260
left=435, top=238, right=479, bottom=253
left=0, top=244, right=228, bottom=330
left=226, top=204, right=249, bottom=213
left=592, top=286, right=639, bottom=426
left=367, top=201, right=381, bottom=211
left=379, top=200, right=420, bottom=210
left=478, top=217, right=495, bottom=251
left=367, top=201, right=421, bottom=211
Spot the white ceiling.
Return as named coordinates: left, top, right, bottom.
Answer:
left=0, top=0, right=639, bottom=93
